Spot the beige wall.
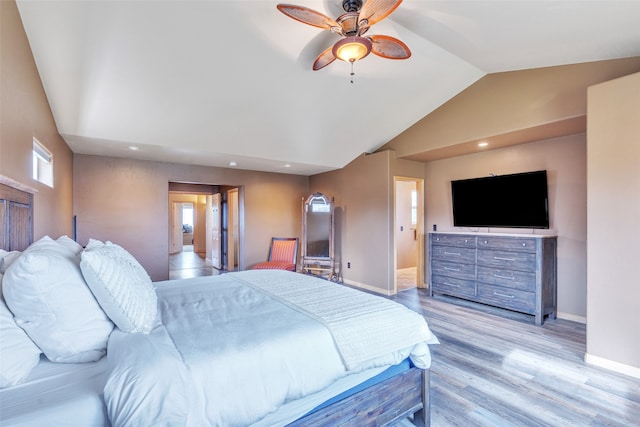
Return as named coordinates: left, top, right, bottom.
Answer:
left=381, top=57, right=640, bottom=161
left=424, top=134, right=587, bottom=321
left=586, top=72, right=640, bottom=374
left=74, top=154, right=308, bottom=281
left=310, top=152, right=391, bottom=292
left=0, top=0, right=73, bottom=238
left=310, top=151, right=425, bottom=294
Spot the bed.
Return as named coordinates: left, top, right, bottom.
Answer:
left=0, top=181, right=438, bottom=427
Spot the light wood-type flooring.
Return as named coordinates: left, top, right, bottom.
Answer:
left=396, top=266, right=418, bottom=291
left=391, top=288, right=640, bottom=427
left=169, top=245, right=221, bottom=280
left=166, top=264, right=640, bottom=426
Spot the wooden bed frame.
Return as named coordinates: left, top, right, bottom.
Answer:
left=0, top=179, right=34, bottom=251
left=0, top=178, right=431, bottom=427
left=287, top=367, right=431, bottom=427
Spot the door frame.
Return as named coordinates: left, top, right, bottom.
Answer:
left=169, top=201, right=184, bottom=254
left=207, top=194, right=222, bottom=269
left=168, top=185, right=245, bottom=273
left=393, top=176, right=424, bottom=293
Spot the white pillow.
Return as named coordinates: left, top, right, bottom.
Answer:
left=81, top=240, right=157, bottom=334
left=0, top=250, right=21, bottom=274
left=56, top=235, right=84, bottom=255
left=0, top=272, right=42, bottom=388
left=3, top=236, right=114, bottom=363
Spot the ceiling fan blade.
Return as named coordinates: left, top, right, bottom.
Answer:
left=313, top=46, right=337, bottom=70
left=277, top=4, right=340, bottom=30
left=370, top=35, right=411, bottom=59
left=358, top=0, right=402, bottom=28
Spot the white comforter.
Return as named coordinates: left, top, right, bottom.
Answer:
left=104, top=270, right=437, bottom=427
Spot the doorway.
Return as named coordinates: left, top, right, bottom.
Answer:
left=394, top=177, right=424, bottom=293
left=168, top=183, right=243, bottom=279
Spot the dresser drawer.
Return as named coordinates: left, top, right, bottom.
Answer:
left=431, top=245, right=475, bottom=263
left=431, top=234, right=476, bottom=248
left=477, top=236, right=537, bottom=253
left=477, top=284, right=535, bottom=314
left=431, top=260, right=475, bottom=280
left=431, top=275, right=476, bottom=299
left=477, top=249, right=536, bottom=272
left=477, top=266, right=536, bottom=291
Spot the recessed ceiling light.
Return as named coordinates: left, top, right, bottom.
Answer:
left=478, top=142, right=489, bottom=147
left=284, top=164, right=291, bottom=168
left=128, top=146, right=139, bottom=151
left=229, top=161, right=237, bottom=167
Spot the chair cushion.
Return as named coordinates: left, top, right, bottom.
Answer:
left=270, top=240, right=296, bottom=263
left=253, top=261, right=296, bottom=271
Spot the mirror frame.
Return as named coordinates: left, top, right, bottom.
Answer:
left=301, top=192, right=335, bottom=277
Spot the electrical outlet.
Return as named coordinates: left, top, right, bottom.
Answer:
left=347, top=262, right=351, bottom=268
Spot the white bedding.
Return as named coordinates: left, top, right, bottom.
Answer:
left=105, top=271, right=437, bottom=427
left=234, top=270, right=436, bottom=370
left=0, top=356, right=108, bottom=427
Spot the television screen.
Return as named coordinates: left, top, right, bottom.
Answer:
left=451, top=170, right=549, bottom=229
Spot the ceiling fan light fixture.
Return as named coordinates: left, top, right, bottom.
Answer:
left=332, top=36, right=372, bottom=63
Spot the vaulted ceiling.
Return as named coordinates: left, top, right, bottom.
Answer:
left=16, top=0, right=640, bottom=175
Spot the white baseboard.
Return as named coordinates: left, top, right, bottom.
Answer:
left=557, top=311, right=587, bottom=324
left=584, top=353, right=640, bottom=379
left=342, top=279, right=392, bottom=296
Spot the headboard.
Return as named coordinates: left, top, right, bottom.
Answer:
left=0, top=180, right=34, bottom=251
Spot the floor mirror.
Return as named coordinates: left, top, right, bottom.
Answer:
left=301, top=192, right=337, bottom=281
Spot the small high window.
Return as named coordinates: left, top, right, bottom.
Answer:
left=32, top=138, right=54, bottom=187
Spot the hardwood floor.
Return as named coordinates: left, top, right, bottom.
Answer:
left=396, top=266, right=417, bottom=291
left=169, top=245, right=221, bottom=279
left=391, top=288, right=640, bottom=427
left=168, top=266, right=639, bottom=426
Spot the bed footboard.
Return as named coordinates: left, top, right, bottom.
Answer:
left=413, top=368, right=431, bottom=427
left=286, top=366, right=430, bottom=427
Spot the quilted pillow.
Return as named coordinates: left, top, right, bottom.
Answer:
left=80, top=240, right=157, bottom=334
left=0, top=272, right=41, bottom=387
left=2, top=236, right=114, bottom=363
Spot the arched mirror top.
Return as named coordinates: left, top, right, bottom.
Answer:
left=302, top=193, right=333, bottom=263
left=304, top=192, right=333, bottom=214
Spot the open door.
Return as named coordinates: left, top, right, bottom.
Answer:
left=207, top=193, right=222, bottom=269
left=394, top=177, right=424, bottom=293
left=170, top=202, right=183, bottom=254
left=169, top=183, right=243, bottom=275
left=227, top=188, right=239, bottom=271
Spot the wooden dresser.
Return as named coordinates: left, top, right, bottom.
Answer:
left=428, top=232, right=557, bottom=325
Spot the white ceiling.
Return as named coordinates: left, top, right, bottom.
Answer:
left=16, top=0, right=640, bottom=176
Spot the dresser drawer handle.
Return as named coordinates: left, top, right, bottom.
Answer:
left=493, top=273, right=515, bottom=280
left=443, top=282, right=460, bottom=288
left=494, top=256, right=516, bottom=261
left=444, top=267, right=460, bottom=272
left=493, top=291, right=515, bottom=298
left=444, top=251, right=461, bottom=256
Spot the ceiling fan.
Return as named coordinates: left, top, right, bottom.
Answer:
left=277, top=0, right=411, bottom=71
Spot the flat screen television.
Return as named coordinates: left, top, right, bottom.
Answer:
left=451, top=170, right=549, bottom=229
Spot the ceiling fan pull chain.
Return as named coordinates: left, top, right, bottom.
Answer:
left=350, top=61, right=355, bottom=84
